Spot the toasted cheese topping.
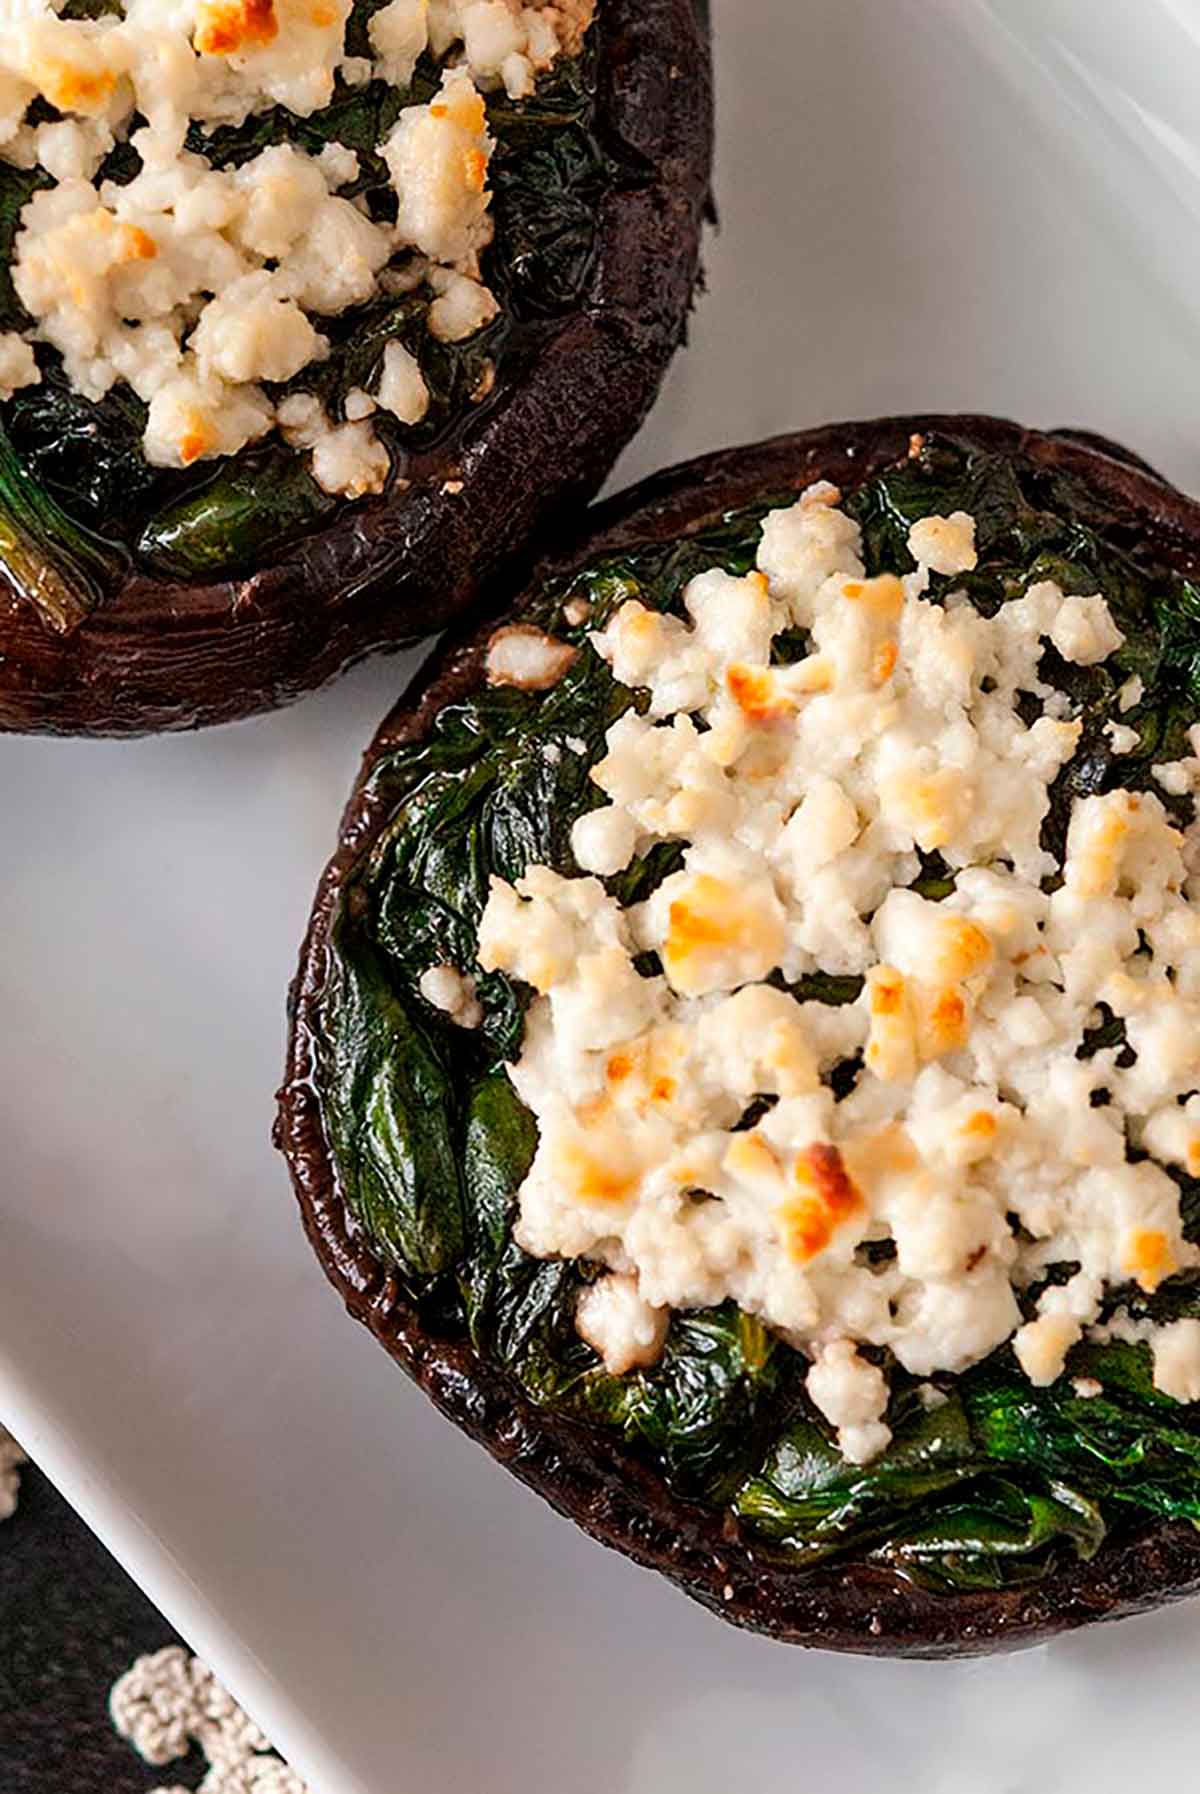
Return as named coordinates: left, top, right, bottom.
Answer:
left=906, top=511, right=976, bottom=577
left=661, top=871, right=788, bottom=997
left=779, top=1143, right=864, bottom=1263
left=485, top=623, right=579, bottom=691
left=0, top=330, right=39, bottom=401
left=576, top=1271, right=669, bottom=1374
left=477, top=486, right=1200, bottom=1463
left=1152, top=1319, right=1200, bottom=1402
left=418, top=961, right=482, bottom=1027
left=806, top=1340, right=890, bottom=1465
left=0, top=0, right=584, bottom=492
left=194, top=0, right=280, bottom=56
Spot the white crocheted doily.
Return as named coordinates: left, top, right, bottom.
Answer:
left=2, top=1425, right=309, bottom=1791
left=110, top=1647, right=311, bottom=1794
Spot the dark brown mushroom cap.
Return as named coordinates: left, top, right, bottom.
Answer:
left=0, top=0, right=712, bottom=737
left=277, top=414, right=1200, bottom=1656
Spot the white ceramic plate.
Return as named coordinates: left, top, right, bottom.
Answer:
left=7, top=3, right=1200, bottom=1789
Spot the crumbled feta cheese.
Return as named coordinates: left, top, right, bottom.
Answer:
left=342, top=386, right=377, bottom=422
left=369, top=0, right=430, bottom=88
left=478, top=862, right=631, bottom=996
left=576, top=1272, right=669, bottom=1374
left=274, top=189, right=393, bottom=314
left=144, top=366, right=274, bottom=467
left=485, top=624, right=578, bottom=690
left=1153, top=1318, right=1200, bottom=1402
left=419, top=962, right=483, bottom=1028
left=475, top=489, right=1200, bottom=1446
left=644, top=852, right=790, bottom=997
left=231, top=143, right=342, bottom=261
left=572, top=805, right=638, bottom=877
left=418, top=0, right=590, bottom=98
left=806, top=1339, right=891, bottom=1464
left=278, top=388, right=392, bottom=497
left=33, top=116, right=113, bottom=183
left=755, top=481, right=858, bottom=617
left=461, top=0, right=537, bottom=96
left=190, top=270, right=327, bottom=385
left=316, top=140, right=360, bottom=189
left=907, top=511, right=977, bottom=577
left=275, top=389, right=325, bottom=445
left=8, top=139, right=387, bottom=465
left=427, top=266, right=499, bottom=341
left=283, top=390, right=398, bottom=500
left=193, top=0, right=354, bottom=118
left=1104, top=720, right=1140, bottom=755
left=309, top=418, right=390, bottom=498
left=375, top=338, right=430, bottom=424
left=0, top=330, right=39, bottom=399
left=384, top=66, right=495, bottom=270
left=1048, top=590, right=1126, bottom=666
left=1154, top=761, right=1194, bottom=797
left=1014, top=1312, right=1082, bottom=1386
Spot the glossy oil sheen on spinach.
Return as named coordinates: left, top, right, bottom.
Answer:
left=0, top=8, right=613, bottom=625
left=317, top=434, right=1200, bottom=1591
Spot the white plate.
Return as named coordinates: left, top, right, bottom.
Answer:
left=6, top=3, right=1200, bottom=1789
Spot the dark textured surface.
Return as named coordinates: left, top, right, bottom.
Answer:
left=0, top=0, right=713, bottom=737
left=278, top=413, right=1200, bottom=1657
left=0, top=1460, right=191, bottom=1793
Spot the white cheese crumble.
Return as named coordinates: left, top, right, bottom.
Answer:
left=0, top=0, right=586, bottom=493
left=1104, top=720, right=1140, bottom=755
left=274, top=385, right=390, bottom=495
left=374, top=0, right=586, bottom=99
left=476, top=488, right=1200, bottom=1464
left=485, top=623, right=579, bottom=690
left=419, top=961, right=483, bottom=1027
left=1152, top=1317, right=1200, bottom=1402
left=428, top=264, right=500, bottom=341
left=906, top=511, right=976, bottom=578
left=806, top=1340, right=891, bottom=1465
left=375, top=338, right=430, bottom=424
left=0, top=329, right=39, bottom=400
left=576, top=1271, right=669, bottom=1374
left=310, top=417, right=391, bottom=498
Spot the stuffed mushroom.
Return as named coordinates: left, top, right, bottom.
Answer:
left=0, top=0, right=711, bottom=734
left=279, top=415, right=1200, bottom=1655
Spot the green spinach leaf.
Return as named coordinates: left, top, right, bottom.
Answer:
left=322, top=919, right=465, bottom=1278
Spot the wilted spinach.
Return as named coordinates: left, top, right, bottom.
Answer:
left=0, top=7, right=611, bottom=621
left=316, top=435, right=1200, bottom=1590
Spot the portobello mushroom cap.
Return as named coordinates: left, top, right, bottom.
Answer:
left=278, top=414, right=1200, bottom=1656
left=0, top=0, right=711, bottom=737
